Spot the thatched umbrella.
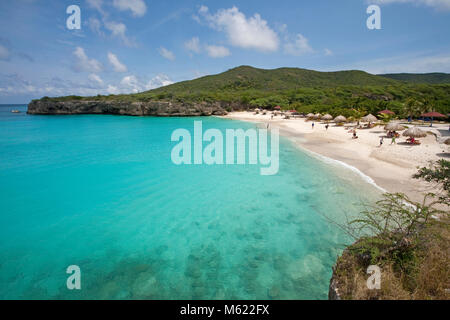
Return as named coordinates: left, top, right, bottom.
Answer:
left=444, top=138, right=450, bottom=145
left=321, top=114, right=333, bottom=121
left=421, top=111, right=446, bottom=127
left=384, top=122, right=405, bottom=131
left=422, top=111, right=446, bottom=118
left=402, top=127, right=427, bottom=138
left=306, top=113, right=315, bottom=119
left=362, top=114, right=378, bottom=123
left=334, top=115, right=347, bottom=123
left=314, top=113, right=322, bottom=120
left=378, top=109, right=395, bottom=115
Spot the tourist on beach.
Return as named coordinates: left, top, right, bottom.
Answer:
left=391, top=135, right=396, bottom=144
left=312, top=122, right=315, bottom=129
left=325, top=124, right=329, bottom=131
left=379, top=137, right=384, bottom=147
left=352, top=131, right=358, bottom=139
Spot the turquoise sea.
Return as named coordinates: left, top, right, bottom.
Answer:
left=0, top=104, right=381, bottom=299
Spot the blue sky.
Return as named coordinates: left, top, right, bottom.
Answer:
left=0, top=0, right=449, bottom=103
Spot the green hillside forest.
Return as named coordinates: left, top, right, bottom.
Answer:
left=41, top=66, right=450, bottom=119
left=380, top=73, right=450, bottom=84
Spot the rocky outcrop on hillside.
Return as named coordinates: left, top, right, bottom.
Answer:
left=27, top=100, right=233, bottom=116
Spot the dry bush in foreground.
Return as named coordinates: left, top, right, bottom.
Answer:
left=332, top=211, right=449, bottom=300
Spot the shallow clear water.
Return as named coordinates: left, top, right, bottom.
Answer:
left=0, top=104, right=381, bottom=299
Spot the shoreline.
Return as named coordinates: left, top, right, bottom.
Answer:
left=223, top=112, right=449, bottom=204
left=294, top=143, right=387, bottom=193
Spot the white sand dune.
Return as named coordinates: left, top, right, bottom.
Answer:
left=223, top=112, right=450, bottom=203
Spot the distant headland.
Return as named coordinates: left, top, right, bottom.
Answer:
left=27, top=66, right=450, bottom=117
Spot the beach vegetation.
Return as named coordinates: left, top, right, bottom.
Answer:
left=413, top=159, right=450, bottom=204
left=378, top=113, right=394, bottom=123
left=332, top=161, right=449, bottom=300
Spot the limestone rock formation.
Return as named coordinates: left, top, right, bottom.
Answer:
left=27, top=99, right=232, bottom=117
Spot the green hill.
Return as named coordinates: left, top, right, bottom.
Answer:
left=379, top=73, right=450, bottom=84
left=149, top=66, right=399, bottom=95
left=37, top=65, right=450, bottom=118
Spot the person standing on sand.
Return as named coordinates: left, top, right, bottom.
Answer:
left=379, top=137, right=384, bottom=147
left=391, top=135, right=396, bottom=145
left=312, top=122, right=315, bottom=129
left=325, top=124, right=329, bottom=131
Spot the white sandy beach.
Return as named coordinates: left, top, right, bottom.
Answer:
left=224, top=111, right=450, bottom=204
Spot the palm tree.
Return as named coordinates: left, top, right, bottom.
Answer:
left=378, top=113, right=393, bottom=124
left=351, top=108, right=366, bottom=125
left=403, top=98, right=422, bottom=121
left=419, top=98, right=433, bottom=115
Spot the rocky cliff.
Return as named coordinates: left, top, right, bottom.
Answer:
left=328, top=270, right=342, bottom=300
left=27, top=100, right=234, bottom=116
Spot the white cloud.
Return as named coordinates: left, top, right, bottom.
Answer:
left=184, top=37, right=231, bottom=58
left=185, top=37, right=201, bottom=54
left=379, top=54, right=450, bottom=73
left=107, top=52, right=127, bottom=72
left=112, top=0, right=147, bottom=17
left=88, top=73, right=104, bottom=85
left=104, top=21, right=126, bottom=37
left=106, top=85, right=120, bottom=95
left=284, top=34, right=314, bottom=56
left=116, top=74, right=174, bottom=93
left=158, top=47, right=175, bottom=61
left=0, top=40, right=33, bottom=63
left=333, top=53, right=450, bottom=74
left=146, top=74, right=174, bottom=89
left=278, top=24, right=288, bottom=33
left=192, top=70, right=206, bottom=78
left=324, top=48, right=333, bottom=56
left=0, top=73, right=36, bottom=95
left=199, top=5, right=209, bottom=14
left=72, top=47, right=103, bottom=73
left=104, top=21, right=135, bottom=47
left=0, top=72, right=173, bottom=98
left=86, top=0, right=104, bottom=13
left=88, top=17, right=104, bottom=36
left=205, top=45, right=231, bottom=58
left=369, top=0, right=450, bottom=10
left=0, top=45, right=10, bottom=60
left=192, top=14, right=201, bottom=23
left=86, top=1, right=136, bottom=46
left=0, top=73, right=109, bottom=97
left=199, top=6, right=279, bottom=52
left=120, top=75, right=141, bottom=93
